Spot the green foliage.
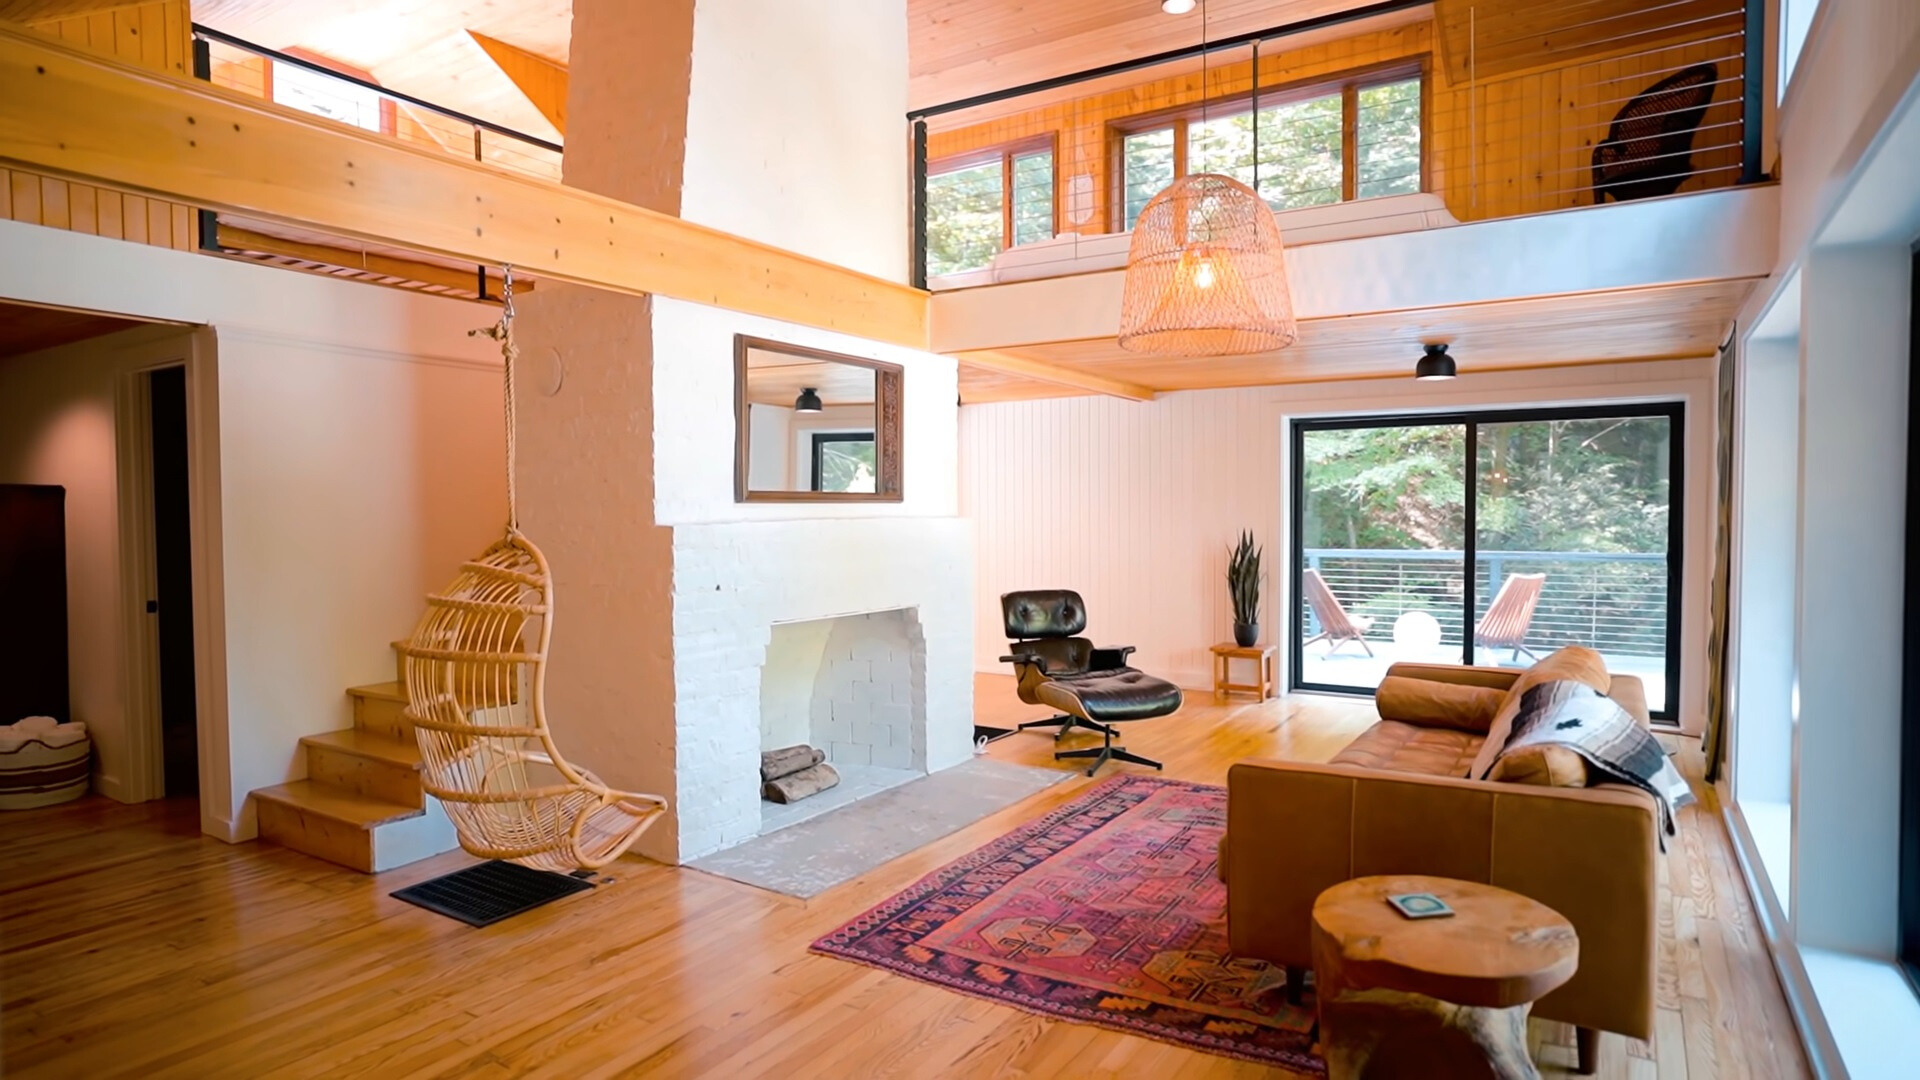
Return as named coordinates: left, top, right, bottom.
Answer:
left=926, top=161, right=1003, bottom=275
left=1227, top=530, right=1262, bottom=625
left=1301, top=417, right=1672, bottom=555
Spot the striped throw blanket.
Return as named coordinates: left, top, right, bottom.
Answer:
left=1491, top=679, right=1694, bottom=842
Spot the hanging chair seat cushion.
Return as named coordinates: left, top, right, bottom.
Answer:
left=1, top=717, right=92, bottom=809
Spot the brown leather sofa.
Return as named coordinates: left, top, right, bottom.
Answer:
left=1223, top=651, right=1660, bottom=1053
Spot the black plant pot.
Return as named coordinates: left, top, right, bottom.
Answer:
left=1233, top=622, right=1259, bottom=648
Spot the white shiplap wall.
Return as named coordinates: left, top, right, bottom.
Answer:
left=961, top=358, right=1719, bottom=729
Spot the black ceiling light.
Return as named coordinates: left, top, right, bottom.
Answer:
left=793, top=387, right=824, bottom=413
left=1414, top=343, right=1457, bottom=381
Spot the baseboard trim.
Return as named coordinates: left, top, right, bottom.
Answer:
left=1720, top=797, right=1845, bottom=1079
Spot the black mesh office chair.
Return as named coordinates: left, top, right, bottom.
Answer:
left=998, top=590, right=1182, bottom=776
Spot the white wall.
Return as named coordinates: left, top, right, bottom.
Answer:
left=0, top=325, right=189, bottom=802
left=652, top=297, right=960, bottom=523
left=0, top=219, right=506, bottom=840
left=960, top=358, right=1717, bottom=730
left=681, top=0, right=908, bottom=283
left=1731, top=333, right=1799, bottom=808
left=746, top=403, right=793, bottom=490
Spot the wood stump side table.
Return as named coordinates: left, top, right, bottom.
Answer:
left=1310, top=876, right=1579, bottom=1080
left=1210, top=642, right=1277, bottom=701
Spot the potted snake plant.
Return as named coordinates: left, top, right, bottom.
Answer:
left=1227, top=530, right=1262, bottom=647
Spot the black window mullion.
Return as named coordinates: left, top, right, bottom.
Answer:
left=1463, top=420, right=1479, bottom=667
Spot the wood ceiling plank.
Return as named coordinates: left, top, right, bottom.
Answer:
left=0, top=1, right=146, bottom=24
left=954, top=347, right=1157, bottom=401
left=467, top=29, right=567, bottom=135
left=0, top=23, right=930, bottom=349
left=963, top=279, right=1751, bottom=400
left=906, top=0, right=1398, bottom=110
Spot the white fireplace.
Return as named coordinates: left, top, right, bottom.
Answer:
left=669, top=517, right=974, bottom=859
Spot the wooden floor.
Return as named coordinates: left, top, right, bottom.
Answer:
left=1, top=677, right=1809, bottom=1079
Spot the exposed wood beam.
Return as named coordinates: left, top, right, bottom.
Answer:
left=954, top=348, right=1156, bottom=401
left=467, top=30, right=567, bottom=136
left=214, top=223, right=527, bottom=297
left=0, top=24, right=929, bottom=349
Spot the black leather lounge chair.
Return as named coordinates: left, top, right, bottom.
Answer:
left=998, top=589, right=1183, bottom=776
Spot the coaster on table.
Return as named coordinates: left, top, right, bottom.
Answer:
left=1386, top=892, right=1455, bottom=919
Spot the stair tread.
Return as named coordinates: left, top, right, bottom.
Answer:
left=346, top=681, right=406, bottom=703
left=253, top=780, right=422, bottom=828
left=301, top=728, right=421, bottom=767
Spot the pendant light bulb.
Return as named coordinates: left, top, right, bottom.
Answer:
left=1161, top=0, right=1197, bottom=13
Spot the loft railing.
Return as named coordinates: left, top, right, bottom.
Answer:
left=1300, top=547, right=1670, bottom=659
left=190, top=25, right=562, bottom=183
left=907, top=0, right=1764, bottom=289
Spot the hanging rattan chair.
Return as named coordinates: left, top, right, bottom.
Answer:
left=401, top=271, right=668, bottom=872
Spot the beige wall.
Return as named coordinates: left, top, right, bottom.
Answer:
left=960, top=358, right=1717, bottom=731
left=0, top=324, right=191, bottom=801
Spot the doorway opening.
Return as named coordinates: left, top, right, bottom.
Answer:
left=147, top=366, right=198, bottom=797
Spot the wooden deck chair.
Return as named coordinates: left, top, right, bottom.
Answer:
left=1475, top=572, right=1548, bottom=663
left=402, top=270, right=667, bottom=872
left=1302, top=568, right=1375, bottom=656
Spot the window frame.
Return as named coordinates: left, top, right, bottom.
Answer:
left=925, top=133, right=1059, bottom=262
left=809, top=431, right=879, bottom=493
left=1288, top=400, right=1686, bottom=724
left=1108, top=57, right=1429, bottom=230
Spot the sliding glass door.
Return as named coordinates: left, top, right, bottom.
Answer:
left=1291, top=404, right=1683, bottom=721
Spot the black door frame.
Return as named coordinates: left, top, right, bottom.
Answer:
left=1897, top=245, right=1920, bottom=991
left=1288, top=401, right=1686, bottom=723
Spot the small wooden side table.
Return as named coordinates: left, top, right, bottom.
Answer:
left=1310, top=875, right=1579, bottom=1080
left=1210, top=642, right=1277, bottom=701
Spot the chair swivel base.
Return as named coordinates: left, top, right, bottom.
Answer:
left=1054, top=727, right=1162, bottom=777
left=1019, top=714, right=1118, bottom=740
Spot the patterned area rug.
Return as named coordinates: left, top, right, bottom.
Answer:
left=811, top=775, right=1323, bottom=1072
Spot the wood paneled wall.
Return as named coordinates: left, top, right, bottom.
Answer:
left=927, top=14, right=1745, bottom=231
left=2, top=3, right=198, bottom=250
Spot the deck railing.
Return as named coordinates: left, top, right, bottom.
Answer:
left=191, top=25, right=562, bottom=183
left=1301, top=547, right=1669, bottom=659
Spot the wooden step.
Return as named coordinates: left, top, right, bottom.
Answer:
left=254, top=780, right=423, bottom=873
left=301, top=729, right=422, bottom=807
left=348, top=682, right=411, bottom=740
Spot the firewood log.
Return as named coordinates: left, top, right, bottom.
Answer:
left=761, top=744, right=824, bottom=782
left=762, top=762, right=841, bottom=803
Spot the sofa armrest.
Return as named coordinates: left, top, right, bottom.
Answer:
left=1224, top=758, right=1659, bottom=1041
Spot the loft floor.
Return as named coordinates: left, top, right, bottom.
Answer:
left=0, top=677, right=1807, bottom=1078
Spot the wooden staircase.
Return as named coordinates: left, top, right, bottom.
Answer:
left=252, top=644, right=458, bottom=872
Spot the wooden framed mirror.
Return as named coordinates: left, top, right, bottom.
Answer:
left=734, top=335, right=903, bottom=502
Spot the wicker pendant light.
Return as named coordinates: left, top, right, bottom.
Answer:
left=1118, top=173, right=1298, bottom=355
left=1119, top=0, right=1296, bottom=356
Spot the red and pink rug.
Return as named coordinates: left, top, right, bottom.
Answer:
left=810, top=775, right=1323, bottom=1072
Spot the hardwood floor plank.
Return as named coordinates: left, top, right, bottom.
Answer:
left=0, top=676, right=1807, bottom=1079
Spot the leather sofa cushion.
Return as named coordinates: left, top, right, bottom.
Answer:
left=1469, top=646, right=1613, bottom=779
left=1376, top=675, right=1507, bottom=733
left=1329, top=720, right=1484, bottom=777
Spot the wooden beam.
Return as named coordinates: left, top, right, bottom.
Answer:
left=214, top=223, right=525, bottom=296
left=467, top=30, right=567, bottom=136
left=0, top=24, right=929, bottom=349
left=954, top=348, right=1156, bottom=401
